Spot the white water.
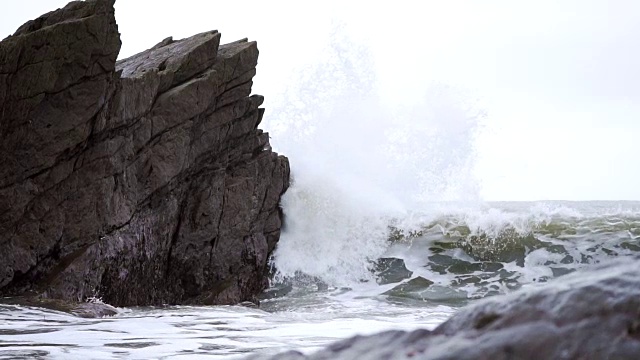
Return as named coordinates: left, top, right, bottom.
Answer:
left=256, top=29, right=640, bottom=321
left=0, top=295, right=454, bottom=359
left=3, top=201, right=637, bottom=359
left=266, top=28, right=485, bottom=287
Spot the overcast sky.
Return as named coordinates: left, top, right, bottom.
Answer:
left=3, top=1, right=639, bottom=201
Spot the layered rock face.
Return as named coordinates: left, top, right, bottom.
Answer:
left=251, top=258, right=640, bottom=360
left=0, top=0, right=289, bottom=306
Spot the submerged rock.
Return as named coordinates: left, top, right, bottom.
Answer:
left=0, top=0, right=289, bottom=306
left=258, top=283, right=294, bottom=300
left=382, top=276, right=433, bottom=296
left=382, top=276, right=467, bottom=304
left=374, top=258, right=413, bottom=285
left=1, top=297, right=118, bottom=318
left=249, top=257, right=640, bottom=359
left=71, top=302, right=119, bottom=318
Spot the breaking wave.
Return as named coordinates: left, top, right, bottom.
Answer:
left=261, top=23, right=639, bottom=304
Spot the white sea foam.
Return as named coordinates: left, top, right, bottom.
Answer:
left=0, top=300, right=454, bottom=359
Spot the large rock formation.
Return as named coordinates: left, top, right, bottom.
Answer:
left=0, top=0, right=289, bottom=306
left=250, top=257, right=640, bottom=359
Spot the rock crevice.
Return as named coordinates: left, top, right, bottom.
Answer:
left=0, top=0, right=289, bottom=306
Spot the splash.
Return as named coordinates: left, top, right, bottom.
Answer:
left=265, top=23, right=484, bottom=286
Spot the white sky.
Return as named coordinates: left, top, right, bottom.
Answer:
left=2, top=1, right=639, bottom=201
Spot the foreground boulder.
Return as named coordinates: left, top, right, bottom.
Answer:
left=250, top=257, right=640, bottom=359
left=0, top=0, right=289, bottom=306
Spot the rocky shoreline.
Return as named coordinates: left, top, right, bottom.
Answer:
left=3, top=1, right=638, bottom=359
left=250, top=257, right=640, bottom=359
left=0, top=0, right=289, bottom=307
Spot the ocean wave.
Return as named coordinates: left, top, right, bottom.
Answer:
left=270, top=201, right=640, bottom=303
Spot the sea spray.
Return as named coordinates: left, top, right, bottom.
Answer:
left=260, top=24, right=639, bottom=297
left=267, top=30, right=403, bottom=285
left=265, top=23, right=484, bottom=287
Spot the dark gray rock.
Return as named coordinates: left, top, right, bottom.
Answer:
left=374, top=257, right=413, bottom=285
left=0, top=0, right=289, bottom=307
left=1, top=296, right=119, bottom=318
left=383, top=276, right=433, bottom=296
left=249, top=258, right=640, bottom=359
left=258, top=283, right=294, bottom=300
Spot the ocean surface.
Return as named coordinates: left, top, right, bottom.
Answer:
left=2, top=201, right=639, bottom=359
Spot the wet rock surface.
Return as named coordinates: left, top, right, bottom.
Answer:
left=374, top=257, right=413, bottom=285
left=1, top=297, right=118, bottom=318
left=249, top=257, right=640, bottom=359
left=382, top=276, right=433, bottom=297
left=0, top=0, right=289, bottom=306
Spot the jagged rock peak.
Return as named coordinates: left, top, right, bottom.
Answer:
left=0, top=0, right=289, bottom=307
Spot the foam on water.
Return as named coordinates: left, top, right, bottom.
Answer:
left=383, top=201, right=640, bottom=299
left=0, top=299, right=454, bottom=359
